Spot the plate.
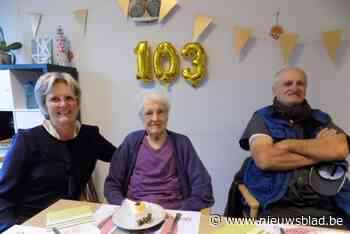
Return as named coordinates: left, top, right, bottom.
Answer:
left=112, top=200, right=166, bottom=231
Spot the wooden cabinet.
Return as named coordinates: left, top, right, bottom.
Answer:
left=0, top=64, right=78, bottom=157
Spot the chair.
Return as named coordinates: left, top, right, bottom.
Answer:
left=224, top=157, right=260, bottom=218
left=238, top=184, right=260, bottom=218
left=0, top=154, right=4, bottom=170
left=0, top=138, right=11, bottom=163
left=200, top=207, right=211, bottom=215
left=80, top=178, right=100, bottom=203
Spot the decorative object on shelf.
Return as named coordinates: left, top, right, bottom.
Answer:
left=181, top=42, right=206, bottom=88
left=0, top=26, right=22, bottom=64
left=0, top=52, right=11, bottom=64
left=153, top=41, right=179, bottom=87
left=23, top=81, right=38, bottom=109
left=54, top=25, right=74, bottom=66
left=135, top=41, right=153, bottom=84
left=31, top=36, right=53, bottom=64
left=269, top=11, right=284, bottom=40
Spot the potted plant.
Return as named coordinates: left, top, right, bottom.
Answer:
left=0, top=26, right=22, bottom=64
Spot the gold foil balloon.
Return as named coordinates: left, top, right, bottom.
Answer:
left=134, top=41, right=153, bottom=84
left=153, top=42, right=179, bottom=86
left=181, top=42, right=207, bottom=87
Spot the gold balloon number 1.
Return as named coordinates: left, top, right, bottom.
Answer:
left=134, top=41, right=153, bottom=83
left=135, top=41, right=207, bottom=87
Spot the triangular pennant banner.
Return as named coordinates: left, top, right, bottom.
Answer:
left=322, top=29, right=342, bottom=61
left=116, top=0, right=129, bottom=18
left=192, top=15, right=213, bottom=41
left=159, top=0, right=178, bottom=22
left=233, top=26, right=252, bottom=56
left=73, top=9, right=88, bottom=35
left=28, top=12, right=42, bottom=38
left=279, top=32, right=299, bottom=64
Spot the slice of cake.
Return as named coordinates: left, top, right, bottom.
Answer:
left=132, top=201, right=152, bottom=226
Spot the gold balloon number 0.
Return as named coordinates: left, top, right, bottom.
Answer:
left=153, top=42, right=180, bottom=86
left=135, top=41, right=207, bottom=87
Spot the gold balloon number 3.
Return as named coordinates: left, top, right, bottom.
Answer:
left=135, top=41, right=207, bottom=87
left=181, top=42, right=206, bottom=87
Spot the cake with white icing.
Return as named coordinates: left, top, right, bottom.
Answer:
left=131, top=201, right=152, bottom=226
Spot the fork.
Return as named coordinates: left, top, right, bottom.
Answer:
left=167, top=213, right=182, bottom=234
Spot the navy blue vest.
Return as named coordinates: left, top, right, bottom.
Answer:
left=243, top=106, right=350, bottom=217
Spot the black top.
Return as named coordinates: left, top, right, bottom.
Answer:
left=0, top=124, right=116, bottom=232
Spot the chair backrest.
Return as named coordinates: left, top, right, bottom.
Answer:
left=224, top=157, right=260, bottom=218
left=80, top=178, right=99, bottom=203
left=0, top=156, right=4, bottom=169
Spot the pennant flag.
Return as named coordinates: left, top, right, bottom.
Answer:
left=192, top=15, right=213, bottom=41
left=322, top=29, right=343, bottom=61
left=279, top=32, right=299, bottom=64
left=28, top=12, right=42, bottom=38
left=159, top=0, right=177, bottom=22
left=233, top=26, right=252, bottom=56
left=116, top=0, right=129, bottom=18
left=73, top=9, right=88, bottom=35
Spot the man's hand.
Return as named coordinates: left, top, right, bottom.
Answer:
left=279, top=132, right=349, bottom=161
left=250, top=135, right=318, bottom=171
left=316, top=128, right=337, bottom=138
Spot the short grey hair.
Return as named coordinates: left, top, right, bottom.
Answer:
left=273, top=66, right=308, bottom=86
left=138, top=92, right=171, bottom=119
left=34, top=72, right=81, bottom=119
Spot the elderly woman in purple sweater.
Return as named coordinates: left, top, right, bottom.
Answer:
left=104, top=92, right=214, bottom=211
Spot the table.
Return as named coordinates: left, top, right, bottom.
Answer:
left=23, top=199, right=350, bottom=234
left=24, top=199, right=212, bottom=234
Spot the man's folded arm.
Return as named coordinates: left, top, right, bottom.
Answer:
left=276, top=133, right=349, bottom=161
left=250, top=135, right=318, bottom=171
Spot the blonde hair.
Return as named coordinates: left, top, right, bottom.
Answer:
left=34, top=72, right=80, bottom=119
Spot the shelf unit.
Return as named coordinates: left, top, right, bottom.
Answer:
left=0, top=64, right=78, bottom=157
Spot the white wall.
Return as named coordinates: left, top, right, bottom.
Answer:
left=1, top=0, right=350, bottom=213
